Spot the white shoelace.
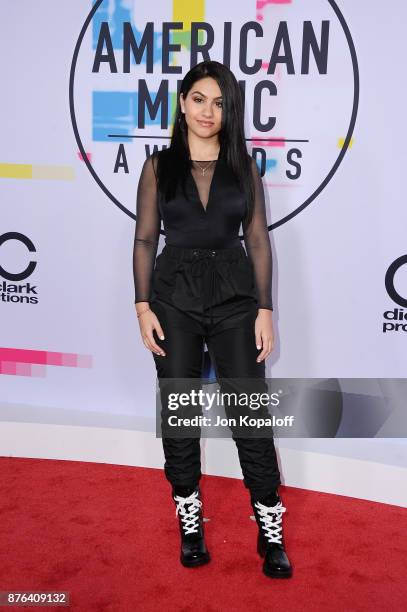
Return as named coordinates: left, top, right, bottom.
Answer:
left=254, top=500, right=287, bottom=544
left=173, top=490, right=202, bottom=535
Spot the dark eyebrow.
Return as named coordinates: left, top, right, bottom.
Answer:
left=190, top=90, right=223, bottom=100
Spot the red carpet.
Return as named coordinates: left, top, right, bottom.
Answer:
left=0, top=457, right=406, bottom=611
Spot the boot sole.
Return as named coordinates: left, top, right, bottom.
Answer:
left=181, top=552, right=211, bottom=568
left=258, top=549, right=292, bottom=578
left=263, top=565, right=293, bottom=579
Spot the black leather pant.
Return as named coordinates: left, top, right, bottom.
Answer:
left=149, top=244, right=281, bottom=500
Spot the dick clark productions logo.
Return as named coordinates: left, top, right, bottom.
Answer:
left=384, top=255, right=407, bottom=334
left=0, top=232, right=38, bottom=304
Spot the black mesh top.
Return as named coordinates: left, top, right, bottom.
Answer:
left=132, top=151, right=273, bottom=310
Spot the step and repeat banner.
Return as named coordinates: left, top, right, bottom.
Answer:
left=1, top=1, right=406, bottom=505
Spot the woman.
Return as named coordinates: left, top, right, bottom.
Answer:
left=133, top=60, right=292, bottom=579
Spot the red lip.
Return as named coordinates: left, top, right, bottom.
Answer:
left=198, top=120, right=214, bottom=127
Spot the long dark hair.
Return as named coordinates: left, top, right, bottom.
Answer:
left=155, top=60, right=255, bottom=230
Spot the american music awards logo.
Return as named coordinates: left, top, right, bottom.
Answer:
left=70, top=0, right=358, bottom=231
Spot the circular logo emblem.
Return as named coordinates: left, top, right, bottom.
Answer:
left=385, top=255, right=407, bottom=308
left=0, top=232, right=37, bottom=281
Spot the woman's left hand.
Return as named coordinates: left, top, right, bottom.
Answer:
left=255, top=309, right=275, bottom=362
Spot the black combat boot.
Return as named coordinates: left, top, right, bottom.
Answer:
left=251, top=490, right=293, bottom=578
left=172, top=485, right=211, bottom=568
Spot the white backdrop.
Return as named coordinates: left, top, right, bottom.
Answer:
left=1, top=1, right=406, bottom=507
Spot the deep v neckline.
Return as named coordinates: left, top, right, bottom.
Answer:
left=189, top=159, right=219, bottom=214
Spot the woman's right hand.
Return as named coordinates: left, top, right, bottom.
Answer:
left=136, top=304, right=166, bottom=357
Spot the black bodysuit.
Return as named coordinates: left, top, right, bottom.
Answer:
left=133, top=151, right=273, bottom=310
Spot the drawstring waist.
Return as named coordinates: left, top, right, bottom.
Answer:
left=162, top=244, right=245, bottom=325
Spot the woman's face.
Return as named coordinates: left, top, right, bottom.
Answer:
left=180, top=77, right=223, bottom=140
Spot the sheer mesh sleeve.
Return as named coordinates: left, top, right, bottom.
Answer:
left=243, top=157, right=274, bottom=310
left=133, top=154, right=161, bottom=304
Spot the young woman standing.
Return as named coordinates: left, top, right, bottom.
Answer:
left=133, top=60, right=292, bottom=579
